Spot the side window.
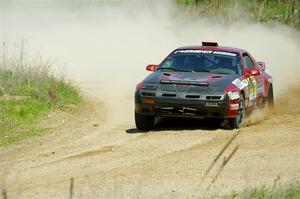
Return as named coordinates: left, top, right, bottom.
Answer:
left=242, top=53, right=256, bottom=69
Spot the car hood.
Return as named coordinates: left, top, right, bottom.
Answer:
left=142, top=71, right=239, bottom=94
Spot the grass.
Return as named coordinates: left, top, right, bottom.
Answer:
left=0, top=42, right=81, bottom=146
left=221, top=184, right=300, bottom=199
left=176, top=0, right=300, bottom=29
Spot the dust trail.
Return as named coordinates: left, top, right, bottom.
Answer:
left=1, top=1, right=299, bottom=125
left=245, top=85, right=300, bottom=126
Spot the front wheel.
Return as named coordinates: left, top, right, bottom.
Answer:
left=135, top=112, right=155, bottom=131
left=228, top=96, right=245, bottom=129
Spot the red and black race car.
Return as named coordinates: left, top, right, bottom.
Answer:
left=135, top=42, right=273, bottom=130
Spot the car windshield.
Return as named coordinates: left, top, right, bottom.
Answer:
left=158, top=50, right=243, bottom=75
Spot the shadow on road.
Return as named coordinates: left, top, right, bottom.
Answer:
left=126, top=117, right=223, bottom=134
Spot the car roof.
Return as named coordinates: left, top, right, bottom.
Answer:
left=175, top=45, right=247, bottom=54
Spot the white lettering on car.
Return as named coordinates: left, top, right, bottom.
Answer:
left=174, top=50, right=237, bottom=57
left=174, top=50, right=212, bottom=54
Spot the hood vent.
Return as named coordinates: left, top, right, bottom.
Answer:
left=211, top=75, right=223, bottom=79
left=160, top=79, right=209, bottom=86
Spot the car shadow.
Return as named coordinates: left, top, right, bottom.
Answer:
left=126, top=117, right=223, bottom=134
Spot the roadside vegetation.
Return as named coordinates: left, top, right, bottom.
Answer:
left=176, top=0, right=300, bottom=29
left=0, top=42, right=81, bottom=146
left=219, top=184, right=300, bottom=199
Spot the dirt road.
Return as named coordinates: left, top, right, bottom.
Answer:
left=1, top=1, right=300, bottom=198
left=0, top=86, right=299, bottom=199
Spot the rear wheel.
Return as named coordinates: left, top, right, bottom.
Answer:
left=135, top=112, right=155, bottom=131
left=228, top=96, right=245, bottom=129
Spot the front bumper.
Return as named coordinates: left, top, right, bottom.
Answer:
left=135, top=90, right=233, bottom=119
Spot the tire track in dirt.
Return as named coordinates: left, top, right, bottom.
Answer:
left=0, top=86, right=300, bottom=198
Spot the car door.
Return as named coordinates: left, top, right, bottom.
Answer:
left=242, top=53, right=263, bottom=105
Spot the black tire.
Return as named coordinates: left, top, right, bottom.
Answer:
left=262, top=85, right=274, bottom=110
left=267, top=85, right=274, bottom=108
left=135, top=112, right=155, bottom=131
left=228, top=95, right=245, bottom=129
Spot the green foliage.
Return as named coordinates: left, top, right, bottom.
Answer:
left=0, top=63, right=80, bottom=104
left=176, top=0, right=300, bottom=29
left=0, top=44, right=81, bottom=146
left=176, top=0, right=194, bottom=4
left=56, top=80, right=81, bottom=105
left=0, top=99, right=51, bottom=146
left=219, top=184, right=300, bottom=199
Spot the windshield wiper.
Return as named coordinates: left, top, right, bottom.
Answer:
left=158, top=67, right=195, bottom=73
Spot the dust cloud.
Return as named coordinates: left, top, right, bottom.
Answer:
left=1, top=1, right=299, bottom=125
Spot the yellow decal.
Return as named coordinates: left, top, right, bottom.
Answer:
left=247, top=77, right=257, bottom=101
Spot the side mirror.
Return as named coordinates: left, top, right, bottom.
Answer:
left=247, top=68, right=260, bottom=76
left=146, top=64, right=158, bottom=72
left=257, top=61, right=266, bottom=71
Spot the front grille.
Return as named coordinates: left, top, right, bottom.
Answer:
left=206, top=96, right=222, bottom=100
left=159, top=107, right=203, bottom=115
left=142, top=92, right=155, bottom=97
left=153, top=105, right=227, bottom=118
left=186, top=95, right=200, bottom=99
left=162, top=93, right=176, bottom=97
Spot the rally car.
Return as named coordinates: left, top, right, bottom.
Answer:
left=135, top=42, right=273, bottom=130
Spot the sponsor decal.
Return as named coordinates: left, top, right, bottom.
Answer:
left=241, top=79, right=248, bottom=87
left=160, top=79, right=209, bottom=86
left=228, top=91, right=240, bottom=100
left=250, top=76, right=256, bottom=84
left=232, top=79, right=248, bottom=90
left=249, top=93, right=257, bottom=101
left=175, top=50, right=212, bottom=54
left=247, top=77, right=257, bottom=101
left=169, top=75, right=207, bottom=82
left=257, top=86, right=263, bottom=94
left=174, top=50, right=237, bottom=57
